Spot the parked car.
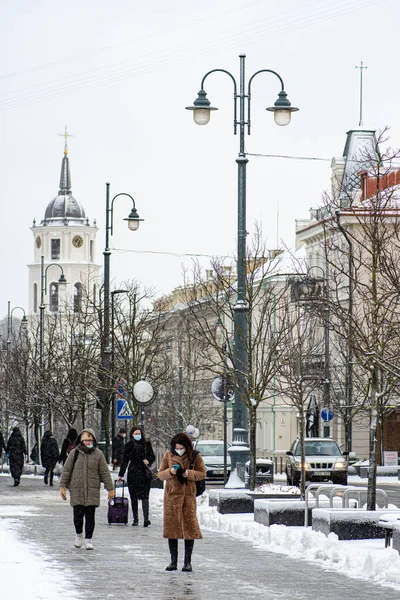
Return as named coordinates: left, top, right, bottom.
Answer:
left=286, top=437, right=348, bottom=486
left=194, top=440, right=231, bottom=478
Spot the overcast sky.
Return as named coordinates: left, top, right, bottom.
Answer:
left=1, top=0, right=399, bottom=318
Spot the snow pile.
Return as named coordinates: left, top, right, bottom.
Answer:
left=0, top=508, right=81, bottom=600
left=198, top=504, right=400, bottom=590
left=255, top=483, right=299, bottom=494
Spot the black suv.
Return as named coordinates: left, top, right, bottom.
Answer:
left=286, top=437, right=348, bottom=487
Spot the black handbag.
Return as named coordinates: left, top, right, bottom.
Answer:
left=144, top=444, right=154, bottom=483
left=190, top=451, right=206, bottom=497
left=144, top=464, right=153, bottom=482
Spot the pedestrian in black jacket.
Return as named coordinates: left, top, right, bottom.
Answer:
left=6, top=427, right=27, bottom=486
left=0, top=430, right=6, bottom=460
left=118, top=425, right=155, bottom=527
left=41, top=430, right=60, bottom=486
left=59, top=428, right=78, bottom=465
left=112, top=427, right=126, bottom=469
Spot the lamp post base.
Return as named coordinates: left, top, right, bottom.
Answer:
left=226, top=428, right=250, bottom=488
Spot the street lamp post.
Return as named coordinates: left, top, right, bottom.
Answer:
left=111, top=289, right=129, bottom=443
left=335, top=211, right=354, bottom=451
left=101, top=182, right=143, bottom=459
left=5, top=303, right=28, bottom=435
left=38, top=255, right=67, bottom=449
left=187, top=54, right=298, bottom=477
left=305, top=266, right=330, bottom=437
left=178, top=334, right=183, bottom=431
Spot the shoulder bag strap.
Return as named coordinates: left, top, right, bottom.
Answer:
left=69, top=448, right=79, bottom=476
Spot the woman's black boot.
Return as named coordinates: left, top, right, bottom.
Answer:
left=182, top=539, right=194, bottom=572
left=142, top=498, right=151, bottom=527
left=165, top=539, right=178, bottom=571
left=131, top=499, right=139, bottom=526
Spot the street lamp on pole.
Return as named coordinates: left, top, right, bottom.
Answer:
left=38, top=255, right=67, bottom=441
left=111, top=289, right=129, bottom=444
left=186, top=54, right=298, bottom=477
left=5, top=303, right=28, bottom=434
left=304, top=265, right=330, bottom=438
left=335, top=210, right=354, bottom=451
left=101, top=183, right=143, bottom=459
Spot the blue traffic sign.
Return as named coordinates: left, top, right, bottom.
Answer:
left=116, top=399, right=133, bottom=420
left=321, top=407, right=334, bottom=421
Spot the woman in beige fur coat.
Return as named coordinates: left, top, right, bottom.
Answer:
left=158, top=432, right=206, bottom=572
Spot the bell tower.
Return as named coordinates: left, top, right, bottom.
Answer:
left=28, top=128, right=100, bottom=315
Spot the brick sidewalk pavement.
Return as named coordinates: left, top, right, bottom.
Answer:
left=0, top=473, right=392, bottom=600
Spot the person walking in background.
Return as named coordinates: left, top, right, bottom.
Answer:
left=40, top=430, right=59, bottom=486
left=117, top=425, right=155, bottom=527
left=6, top=426, right=27, bottom=487
left=112, top=427, right=126, bottom=470
left=0, top=429, right=6, bottom=461
left=59, top=427, right=78, bottom=465
left=158, top=432, right=206, bottom=572
left=59, top=428, right=114, bottom=550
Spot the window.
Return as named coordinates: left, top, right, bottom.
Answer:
left=49, top=283, right=59, bottom=312
left=33, top=283, right=38, bottom=313
left=51, top=239, right=60, bottom=260
left=74, top=283, right=82, bottom=313
left=89, top=240, right=94, bottom=262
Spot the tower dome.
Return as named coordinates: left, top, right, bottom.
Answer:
left=42, top=151, right=86, bottom=225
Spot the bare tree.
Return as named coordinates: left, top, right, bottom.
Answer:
left=179, top=227, right=299, bottom=489
left=318, top=130, right=400, bottom=509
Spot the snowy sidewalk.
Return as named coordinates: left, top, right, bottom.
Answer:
left=0, top=473, right=398, bottom=599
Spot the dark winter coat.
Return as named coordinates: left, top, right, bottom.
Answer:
left=40, top=433, right=60, bottom=468
left=158, top=449, right=206, bottom=540
left=0, top=432, right=6, bottom=455
left=59, top=428, right=113, bottom=507
left=112, top=434, right=126, bottom=464
left=6, top=428, right=27, bottom=481
left=59, top=428, right=78, bottom=465
left=118, top=438, right=155, bottom=500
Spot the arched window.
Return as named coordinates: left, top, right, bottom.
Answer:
left=74, top=282, right=82, bottom=313
left=33, top=283, right=38, bottom=313
left=49, top=283, right=59, bottom=312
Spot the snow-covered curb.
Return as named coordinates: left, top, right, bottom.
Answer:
left=198, top=502, right=400, bottom=590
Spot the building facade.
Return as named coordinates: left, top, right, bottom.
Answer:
left=28, top=144, right=100, bottom=317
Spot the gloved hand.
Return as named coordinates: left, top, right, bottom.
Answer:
left=176, top=467, right=186, bottom=484
left=108, top=490, right=115, bottom=500
left=60, top=487, right=67, bottom=501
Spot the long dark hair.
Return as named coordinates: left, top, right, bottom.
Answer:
left=129, top=425, right=146, bottom=441
left=170, top=433, right=193, bottom=460
left=67, top=428, right=78, bottom=443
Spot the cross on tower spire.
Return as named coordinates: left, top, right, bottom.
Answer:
left=355, top=61, right=367, bottom=127
left=58, top=124, right=73, bottom=155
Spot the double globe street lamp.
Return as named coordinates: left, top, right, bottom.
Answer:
left=186, top=54, right=298, bottom=479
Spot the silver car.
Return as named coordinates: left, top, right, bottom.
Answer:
left=286, top=437, right=348, bottom=486
left=194, top=440, right=231, bottom=478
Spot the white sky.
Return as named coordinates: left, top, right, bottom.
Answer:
left=1, top=478, right=400, bottom=597
left=1, top=0, right=400, bottom=317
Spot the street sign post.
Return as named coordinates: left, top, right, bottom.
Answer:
left=321, top=407, right=334, bottom=421
left=116, top=399, right=133, bottom=420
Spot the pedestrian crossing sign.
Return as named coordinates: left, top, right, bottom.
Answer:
left=116, top=399, right=133, bottom=420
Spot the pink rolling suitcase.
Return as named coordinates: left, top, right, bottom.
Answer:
left=107, top=481, right=129, bottom=524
